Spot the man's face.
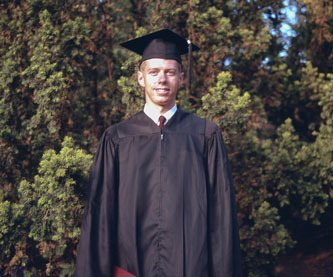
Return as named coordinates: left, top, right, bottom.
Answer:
left=138, top=58, right=184, bottom=113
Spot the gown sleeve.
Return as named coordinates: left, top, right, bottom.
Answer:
left=205, top=122, right=242, bottom=277
left=75, top=130, right=118, bottom=277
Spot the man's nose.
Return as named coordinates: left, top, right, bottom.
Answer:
left=158, top=72, right=167, bottom=83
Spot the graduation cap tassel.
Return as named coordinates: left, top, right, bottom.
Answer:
left=187, top=39, right=192, bottom=93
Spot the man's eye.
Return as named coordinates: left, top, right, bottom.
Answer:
left=167, top=71, right=176, bottom=76
left=149, top=70, right=158, bottom=75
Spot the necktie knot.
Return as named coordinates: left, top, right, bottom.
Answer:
left=159, top=115, right=166, bottom=129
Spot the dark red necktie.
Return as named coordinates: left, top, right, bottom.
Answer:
left=159, top=115, right=166, bottom=129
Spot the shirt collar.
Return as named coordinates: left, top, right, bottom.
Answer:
left=143, top=104, right=177, bottom=126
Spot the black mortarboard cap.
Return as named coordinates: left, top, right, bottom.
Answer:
left=120, top=29, right=199, bottom=66
left=121, top=29, right=199, bottom=91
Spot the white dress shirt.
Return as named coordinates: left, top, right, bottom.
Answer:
left=143, top=104, right=177, bottom=126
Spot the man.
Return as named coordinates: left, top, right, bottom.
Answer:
left=75, top=29, right=242, bottom=277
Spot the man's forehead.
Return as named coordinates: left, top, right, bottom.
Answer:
left=144, top=58, right=180, bottom=69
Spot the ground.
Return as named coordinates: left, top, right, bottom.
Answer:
left=275, top=211, right=333, bottom=277
left=275, top=249, right=333, bottom=276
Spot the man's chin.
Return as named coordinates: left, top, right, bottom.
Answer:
left=154, top=98, right=171, bottom=105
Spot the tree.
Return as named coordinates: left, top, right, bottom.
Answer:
left=1, top=0, right=332, bottom=276
left=18, top=137, right=92, bottom=276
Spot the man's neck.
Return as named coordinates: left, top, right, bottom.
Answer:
left=149, top=103, right=175, bottom=115
left=144, top=103, right=177, bottom=125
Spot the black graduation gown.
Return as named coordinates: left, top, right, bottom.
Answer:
left=75, top=110, right=242, bottom=277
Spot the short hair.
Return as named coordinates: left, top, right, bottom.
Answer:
left=139, top=60, right=183, bottom=73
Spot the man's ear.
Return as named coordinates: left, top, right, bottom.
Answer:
left=179, top=72, right=184, bottom=87
left=138, top=71, right=145, bottom=87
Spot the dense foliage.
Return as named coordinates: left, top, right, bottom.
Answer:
left=0, top=0, right=332, bottom=276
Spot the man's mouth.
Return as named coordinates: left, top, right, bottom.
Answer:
left=155, top=88, right=170, bottom=94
